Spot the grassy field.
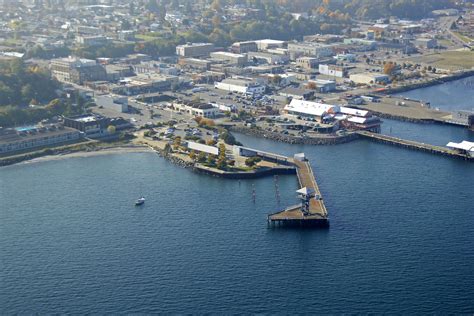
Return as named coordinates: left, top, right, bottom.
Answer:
left=453, top=31, right=473, bottom=44
left=407, top=50, right=474, bottom=71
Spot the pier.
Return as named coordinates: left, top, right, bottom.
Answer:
left=356, top=131, right=473, bottom=161
left=268, top=156, right=329, bottom=228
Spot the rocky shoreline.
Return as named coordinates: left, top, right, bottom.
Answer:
left=383, top=70, right=474, bottom=95
left=229, top=126, right=359, bottom=145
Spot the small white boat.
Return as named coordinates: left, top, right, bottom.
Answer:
left=135, top=196, right=145, bottom=206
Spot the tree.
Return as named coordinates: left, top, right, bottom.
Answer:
left=207, top=154, right=216, bottom=166
left=189, top=150, right=196, bottom=160
left=383, top=62, right=396, bottom=75
left=107, top=125, right=116, bottom=134
left=197, top=152, right=206, bottom=163
left=245, top=156, right=261, bottom=167
left=218, top=143, right=226, bottom=161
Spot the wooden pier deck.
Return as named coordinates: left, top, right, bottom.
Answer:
left=356, top=131, right=473, bottom=161
left=268, top=158, right=329, bottom=228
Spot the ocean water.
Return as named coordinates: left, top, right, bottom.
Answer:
left=2, top=80, right=474, bottom=313
left=1, top=134, right=473, bottom=313
left=394, top=76, right=474, bottom=112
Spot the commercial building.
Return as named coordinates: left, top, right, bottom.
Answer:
left=176, top=43, right=214, bottom=58
left=178, top=58, right=211, bottom=71
left=173, top=100, right=219, bottom=118
left=0, top=125, right=82, bottom=155
left=50, top=57, right=107, bottom=84
left=414, top=37, right=438, bottom=49
left=349, top=73, right=390, bottom=85
left=231, top=41, right=258, bottom=54
left=319, top=64, right=347, bottom=78
left=248, top=51, right=289, bottom=64
left=296, top=57, right=319, bottom=69
left=63, top=114, right=110, bottom=138
left=287, top=42, right=334, bottom=59
left=255, top=39, right=286, bottom=51
left=210, top=51, right=248, bottom=66
left=111, top=74, right=178, bottom=95
left=95, top=94, right=129, bottom=113
left=75, top=35, right=108, bottom=47
left=283, top=99, right=338, bottom=119
left=214, top=78, right=266, bottom=95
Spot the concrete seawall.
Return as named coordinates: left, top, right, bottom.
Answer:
left=229, top=126, right=359, bottom=145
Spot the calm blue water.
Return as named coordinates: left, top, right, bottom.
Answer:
left=394, top=76, right=474, bottom=112
left=381, top=118, right=474, bottom=146
left=2, top=80, right=474, bottom=313
left=1, top=137, right=473, bottom=313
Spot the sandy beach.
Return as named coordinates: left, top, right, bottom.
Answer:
left=17, top=145, right=155, bottom=166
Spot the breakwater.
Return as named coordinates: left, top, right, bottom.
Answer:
left=229, top=126, right=359, bottom=145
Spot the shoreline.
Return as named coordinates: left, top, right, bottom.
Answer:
left=0, top=143, right=153, bottom=168
left=383, top=70, right=474, bottom=95
left=20, top=146, right=154, bottom=165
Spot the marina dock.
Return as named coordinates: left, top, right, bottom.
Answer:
left=268, top=157, right=329, bottom=228
left=356, top=131, right=474, bottom=161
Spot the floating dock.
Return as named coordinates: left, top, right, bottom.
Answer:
left=268, top=157, right=329, bottom=228
left=356, top=131, right=474, bottom=161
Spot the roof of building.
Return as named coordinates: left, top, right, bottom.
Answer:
left=446, top=141, right=474, bottom=152
left=339, top=106, right=370, bottom=117
left=284, top=99, right=337, bottom=117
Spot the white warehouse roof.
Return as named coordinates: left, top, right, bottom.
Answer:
left=446, top=141, right=474, bottom=152
left=340, top=106, right=370, bottom=117
left=284, top=99, right=338, bottom=117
